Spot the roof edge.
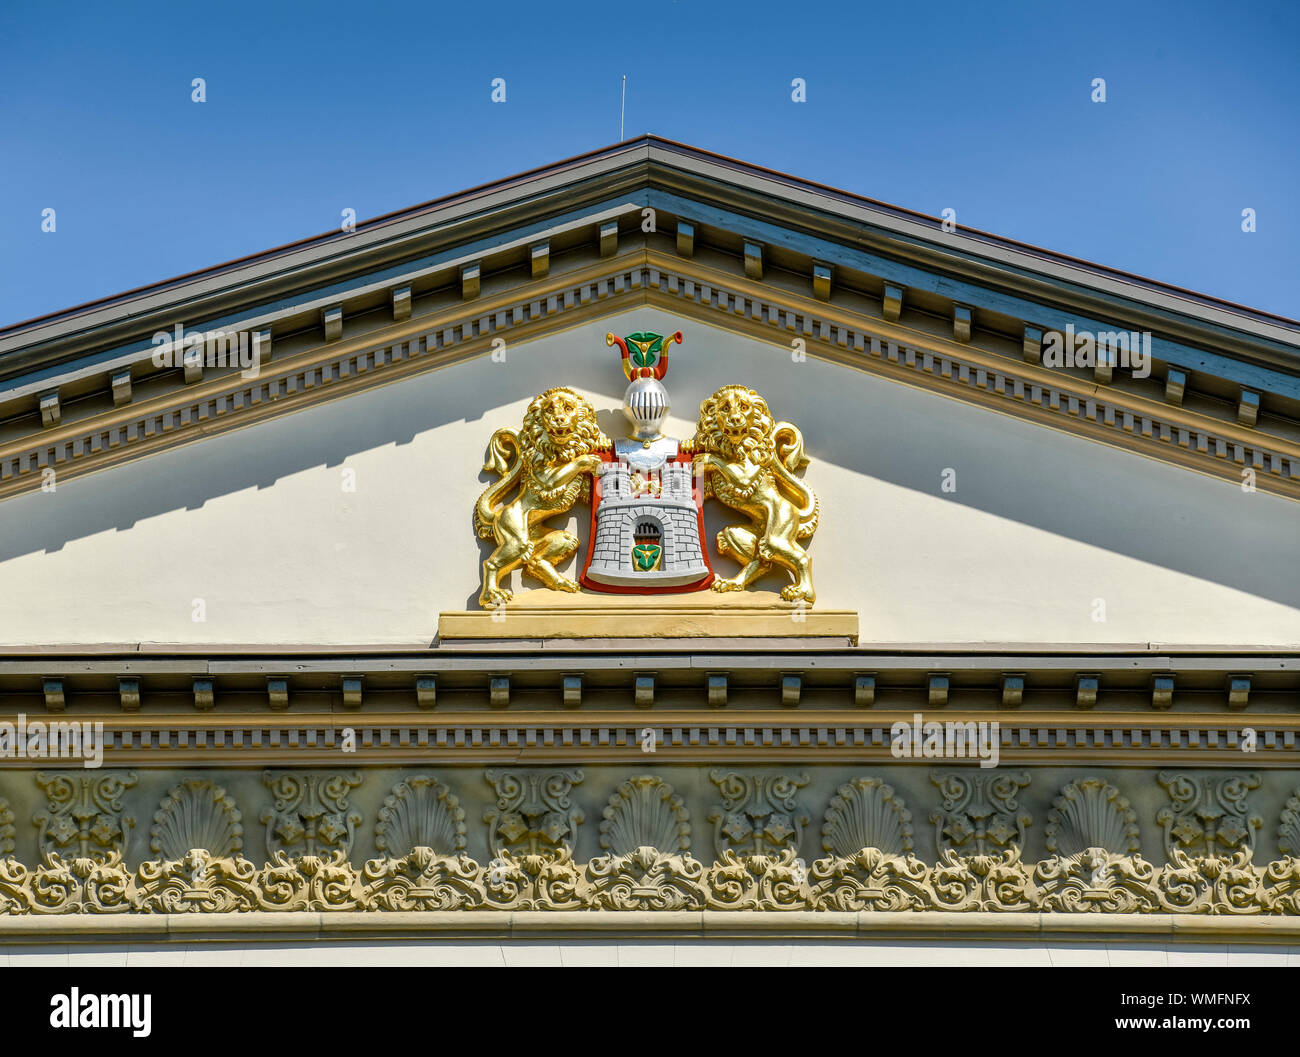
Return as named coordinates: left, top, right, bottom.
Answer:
left=3, top=135, right=1296, bottom=340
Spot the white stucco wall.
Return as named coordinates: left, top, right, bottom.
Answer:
left=0, top=308, right=1295, bottom=646
left=1, top=938, right=1288, bottom=968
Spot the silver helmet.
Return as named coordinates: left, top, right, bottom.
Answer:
left=622, top=375, right=670, bottom=441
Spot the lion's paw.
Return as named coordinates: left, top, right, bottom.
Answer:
left=553, top=578, right=581, bottom=593
left=781, top=585, right=814, bottom=603
left=479, top=588, right=513, bottom=608
left=711, top=578, right=744, bottom=593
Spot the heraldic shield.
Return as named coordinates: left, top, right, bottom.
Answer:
left=473, top=327, right=820, bottom=608
left=579, top=330, right=714, bottom=593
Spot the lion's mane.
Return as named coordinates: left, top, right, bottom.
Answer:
left=522, top=387, right=606, bottom=468
left=694, top=385, right=776, bottom=464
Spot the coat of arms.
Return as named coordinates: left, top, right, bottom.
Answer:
left=473, top=330, right=819, bottom=608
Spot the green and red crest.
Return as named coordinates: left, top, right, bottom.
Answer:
left=606, top=330, right=683, bottom=380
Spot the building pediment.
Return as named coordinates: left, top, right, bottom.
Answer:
left=0, top=139, right=1294, bottom=650
left=0, top=138, right=1295, bottom=505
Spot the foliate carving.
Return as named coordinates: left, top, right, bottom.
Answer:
left=1156, top=772, right=1261, bottom=860
left=0, top=845, right=1295, bottom=916
left=19, top=852, right=137, bottom=914
left=375, top=774, right=466, bottom=856
left=256, top=851, right=362, bottom=911
left=1151, top=850, right=1268, bottom=914
left=6, top=765, right=1300, bottom=918
left=260, top=771, right=363, bottom=860
left=482, top=848, right=585, bottom=910
left=709, top=770, right=809, bottom=856
left=150, top=779, right=243, bottom=860
left=586, top=848, right=704, bottom=910
left=821, top=778, right=913, bottom=856
left=1034, top=850, right=1158, bottom=913
left=137, top=851, right=258, bottom=913
left=809, top=849, right=930, bottom=911
left=598, top=775, right=690, bottom=855
left=703, top=848, right=810, bottom=910
left=483, top=769, right=584, bottom=857
left=361, top=849, right=483, bottom=911
left=0, top=798, right=13, bottom=858
left=930, top=848, right=1037, bottom=911
left=0, top=859, right=30, bottom=914
left=1277, top=791, right=1300, bottom=857
left=1262, top=858, right=1300, bottom=914
left=34, top=771, right=137, bottom=864
left=1044, top=778, right=1139, bottom=855
left=929, top=771, right=1031, bottom=859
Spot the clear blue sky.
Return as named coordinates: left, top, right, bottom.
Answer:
left=2, top=0, right=1296, bottom=326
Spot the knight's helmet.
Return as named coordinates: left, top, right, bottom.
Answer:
left=607, top=330, right=683, bottom=441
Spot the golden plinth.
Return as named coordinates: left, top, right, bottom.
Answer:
left=438, top=589, right=858, bottom=642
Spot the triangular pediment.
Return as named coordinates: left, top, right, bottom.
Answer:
left=0, top=139, right=1295, bottom=648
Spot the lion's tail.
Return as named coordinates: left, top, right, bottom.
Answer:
left=473, top=428, right=523, bottom=539
left=773, top=422, right=819, bottom=539
left=796, top=493, right=820, bottom=540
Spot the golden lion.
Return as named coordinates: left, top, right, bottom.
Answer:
left=474, top=387, right=609, bottom=608
left=688, top=385, right=819, bottom=604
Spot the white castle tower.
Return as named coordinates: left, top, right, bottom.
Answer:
left=583, top=331, right=711, bottom=590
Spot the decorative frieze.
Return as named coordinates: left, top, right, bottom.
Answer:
left=0, top=767, right=1292, bottom=916
left=929, top=770, right=1031, bottom=860
left=260, top=770, right=363, bottom=860
left=483, top=768, right=584, bottom=858
left=374, top=773, right=465, bottom=856
left=150, top=779, right=243, bottom=860
left=709, top=770, right=809, bottom=856
left=34, top=771, right=137, bottom=864
left=1156, top=771, right=1261, bottom=860
left=4, top=844, right=1295, bottom=915
left=598, top=775, right=690, bottom=855
left=1044, top=777, right=1139, bottom=856
left=821, top=777, right=912, bottom=857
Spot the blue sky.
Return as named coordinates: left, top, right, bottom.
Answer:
left=1, top=0, right=1296, bottom=325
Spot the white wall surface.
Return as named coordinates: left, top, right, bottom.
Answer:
left=0, top=307, right=1295, bottom=646
left=0, top=938, right=1291, bottom=968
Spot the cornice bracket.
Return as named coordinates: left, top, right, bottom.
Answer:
left=1001, top=673, right=1024, bottom=708
left=675, top=220, right=694, bottom=258
left=708, top=674, right=728, bottom=708
left=882, top=283, right=904, bottom=322
left=953, top=304, right=972, bottom=343
left=927, top=673, right=949, bottom=707
left=854, top=674, right=875, bottom=707
left=267, top=678, right=289, bottom=711
left=42, top=678, right=65, bottom=712
left=322, top=305, right=343, bottom=343
left=392, top=286, right=412, bottom=323
left=1075, top=673, right=1100, bottom=709
left=781, top=674, right=802, bottom=708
